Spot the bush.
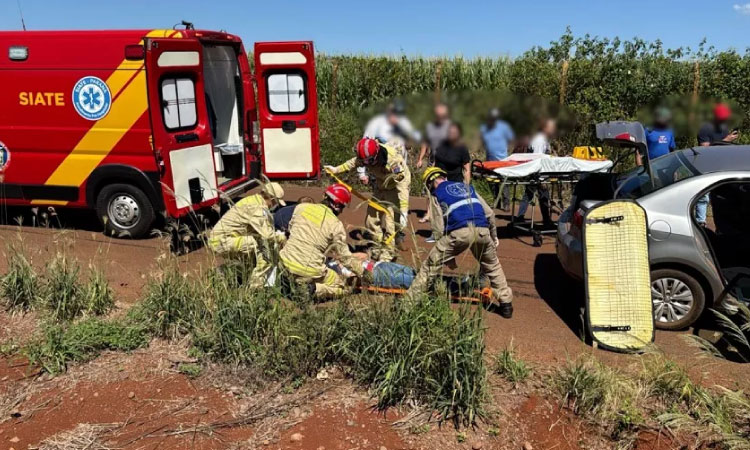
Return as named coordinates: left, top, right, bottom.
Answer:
left=1, top=245, right=39, bottom=311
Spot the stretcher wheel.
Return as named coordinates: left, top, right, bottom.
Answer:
left=532, top=231, right=543, bottom=247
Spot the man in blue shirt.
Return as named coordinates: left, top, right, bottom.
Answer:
left=407, top=167, right=514, bottom=318
left=641, top=107, right=676, bottom=163
left=480, top=108, right=515, bottom=210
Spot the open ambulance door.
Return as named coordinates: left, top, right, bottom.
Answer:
left=145, top=38, right=219, bottom=217
left=254, top=41, right=320, bottom=180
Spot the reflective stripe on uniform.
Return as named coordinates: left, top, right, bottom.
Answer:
left=300, top=203, right=330, bottom=226
left=281, top=256, right=324, bottom=278
left=323, top=269, right=338, bottom=286
left=444, top=198, right=481, bottom=217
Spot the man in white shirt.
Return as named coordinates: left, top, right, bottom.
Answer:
left=363, top=99, right=420, bottom=162
left=529, top=118, right=556, bottom=154
left=515, top=118, right=557, bottom=226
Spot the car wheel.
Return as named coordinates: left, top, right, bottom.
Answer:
left=96, top=184, right=155, bottom=239
left=650, top=269, right=706, bottom=330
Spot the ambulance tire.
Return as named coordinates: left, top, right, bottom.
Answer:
left=96, top=184, right=155, bottom=239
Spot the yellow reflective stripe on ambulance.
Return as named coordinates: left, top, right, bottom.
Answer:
left=32, top=30, right=181, bottom=205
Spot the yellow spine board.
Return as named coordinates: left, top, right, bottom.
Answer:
left=583, top=200, right=654, bottom=352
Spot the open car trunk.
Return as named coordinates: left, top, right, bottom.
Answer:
left=202, top=43, right=245, bottom=184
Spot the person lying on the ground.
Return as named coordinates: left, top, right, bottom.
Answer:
left=279, top=184, right=364, bottom=299
left=323, top=138, right=411, bottom=262
left=208, top=182, right=286, bottom=289
left=329, top=252, right=416, bottom=289
left=407, top=167, right=514, bottom=318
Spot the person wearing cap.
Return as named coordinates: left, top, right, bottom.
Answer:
left=208, top=182, right=287, bottom=289
left=695, top=103, right=741, bottom=225
left=407, top=167, right=514, bottom=318
left=480, top=108, right=515, bottom=210
left=640, top=107, right=676, bottom=165
left=324, top=138, right=412, bottom=261
left=698, top=103, right=739, bottom=147
left=280, top=184, right=364, bottom=298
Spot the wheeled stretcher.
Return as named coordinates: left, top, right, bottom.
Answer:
left=472, top=154, right=613, bottom=246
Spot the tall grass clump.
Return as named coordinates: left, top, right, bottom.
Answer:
left=140, top=263, right=204, bottom=338
left=494, top=342, right=531, bottom=385
left=690, top=304, right=750, bottom=363
left=552, top=358, right=646, bottom=439
left=82, top=267, right=115, bottom=316
left=338, top=296, right=487, bottom=427
left=40, top=254, right=84, bottom=322
left=1, top=245, right=40, bottom=311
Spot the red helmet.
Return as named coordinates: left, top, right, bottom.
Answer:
left=356, top=138, right=381, bottom=166
left=324, top=183, right=352, bottom=207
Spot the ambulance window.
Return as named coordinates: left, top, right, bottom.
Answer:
left=266, top=72, right=307, bottom=114
left=161, top=77, right=197, bottom=130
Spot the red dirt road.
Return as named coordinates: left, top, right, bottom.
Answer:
left=0, top=184, right=747, bottom=449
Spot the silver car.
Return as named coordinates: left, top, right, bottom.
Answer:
left=557, top=145, right=750, bottom=330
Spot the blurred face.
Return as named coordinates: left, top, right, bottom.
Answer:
left=543, top=120, right=557, bottom=137
left=387, top=112, right=399, bottom=125
left=434, top=104, right=449, bottom=122
left=448, top=124, right=461, bottom=142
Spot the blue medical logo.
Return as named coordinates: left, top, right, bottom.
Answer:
left=0, top=141, right=9, bottom=172
left=446, top=182, right=470, bottom=197
left=72, top=76, right=111, bottom=120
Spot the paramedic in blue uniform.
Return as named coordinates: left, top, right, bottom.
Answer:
left=407, top=167, right=514, bottom=318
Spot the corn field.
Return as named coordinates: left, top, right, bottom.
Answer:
left=311, top=30, right=750, bottom=167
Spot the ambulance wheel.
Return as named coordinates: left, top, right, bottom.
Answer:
left=651, top=269, right=705, bottom=331
left=96, top=184, right=155, bottom=239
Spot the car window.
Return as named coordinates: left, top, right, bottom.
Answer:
left=616, top=152, right=700, bottom=199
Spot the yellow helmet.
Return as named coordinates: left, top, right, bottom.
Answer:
left=422, top=167, right=447, bottom=187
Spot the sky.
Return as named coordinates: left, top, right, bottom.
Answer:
left=1, top=0, right=750, bottom=57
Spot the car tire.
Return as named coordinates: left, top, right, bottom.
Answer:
left=651, top=268, right=706, bottom=331
left=96, top=184, right=155, bottom=239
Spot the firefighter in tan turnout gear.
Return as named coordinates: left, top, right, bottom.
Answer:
left=407, top=168, right=514, bottom=318
left=208, top=182, right=286, bottom=289
left=280, top=184, right=364, bottom=298
left=324, top=138, right=411, bottom=261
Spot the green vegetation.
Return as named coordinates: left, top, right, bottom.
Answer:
left=177, top=362, right=202, bottom=378
left=1, top=247, right=114, bottom=320
left=493, top=343, right=531, bottom=385
left=24, top=317, right=149, bottom=374
left=314, top=31, right=750, bottom=190
left=551, top=356, right=750, bottom=447
left=1, top=244, right=39, bottom=311
left=691, top=304, right=750, bottom=363
left=21, top=262, right=488, bottom=427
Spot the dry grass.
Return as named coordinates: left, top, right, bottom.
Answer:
left=37, top=423, right=120, bottom=450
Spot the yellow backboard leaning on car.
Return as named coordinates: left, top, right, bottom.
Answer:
left=584, top=200, right=654, bottom=352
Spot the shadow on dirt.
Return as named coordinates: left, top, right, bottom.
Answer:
left=533, top=253, right=586, bottom=339
left=0, top=205, right=104, bottom=233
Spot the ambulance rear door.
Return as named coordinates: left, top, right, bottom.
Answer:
left=145, top=37, right=219, bottom=217
left=254, top=41, right=319, bottom=180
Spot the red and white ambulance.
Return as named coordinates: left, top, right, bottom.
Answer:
left=0, top=27, right=320, bottom=237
